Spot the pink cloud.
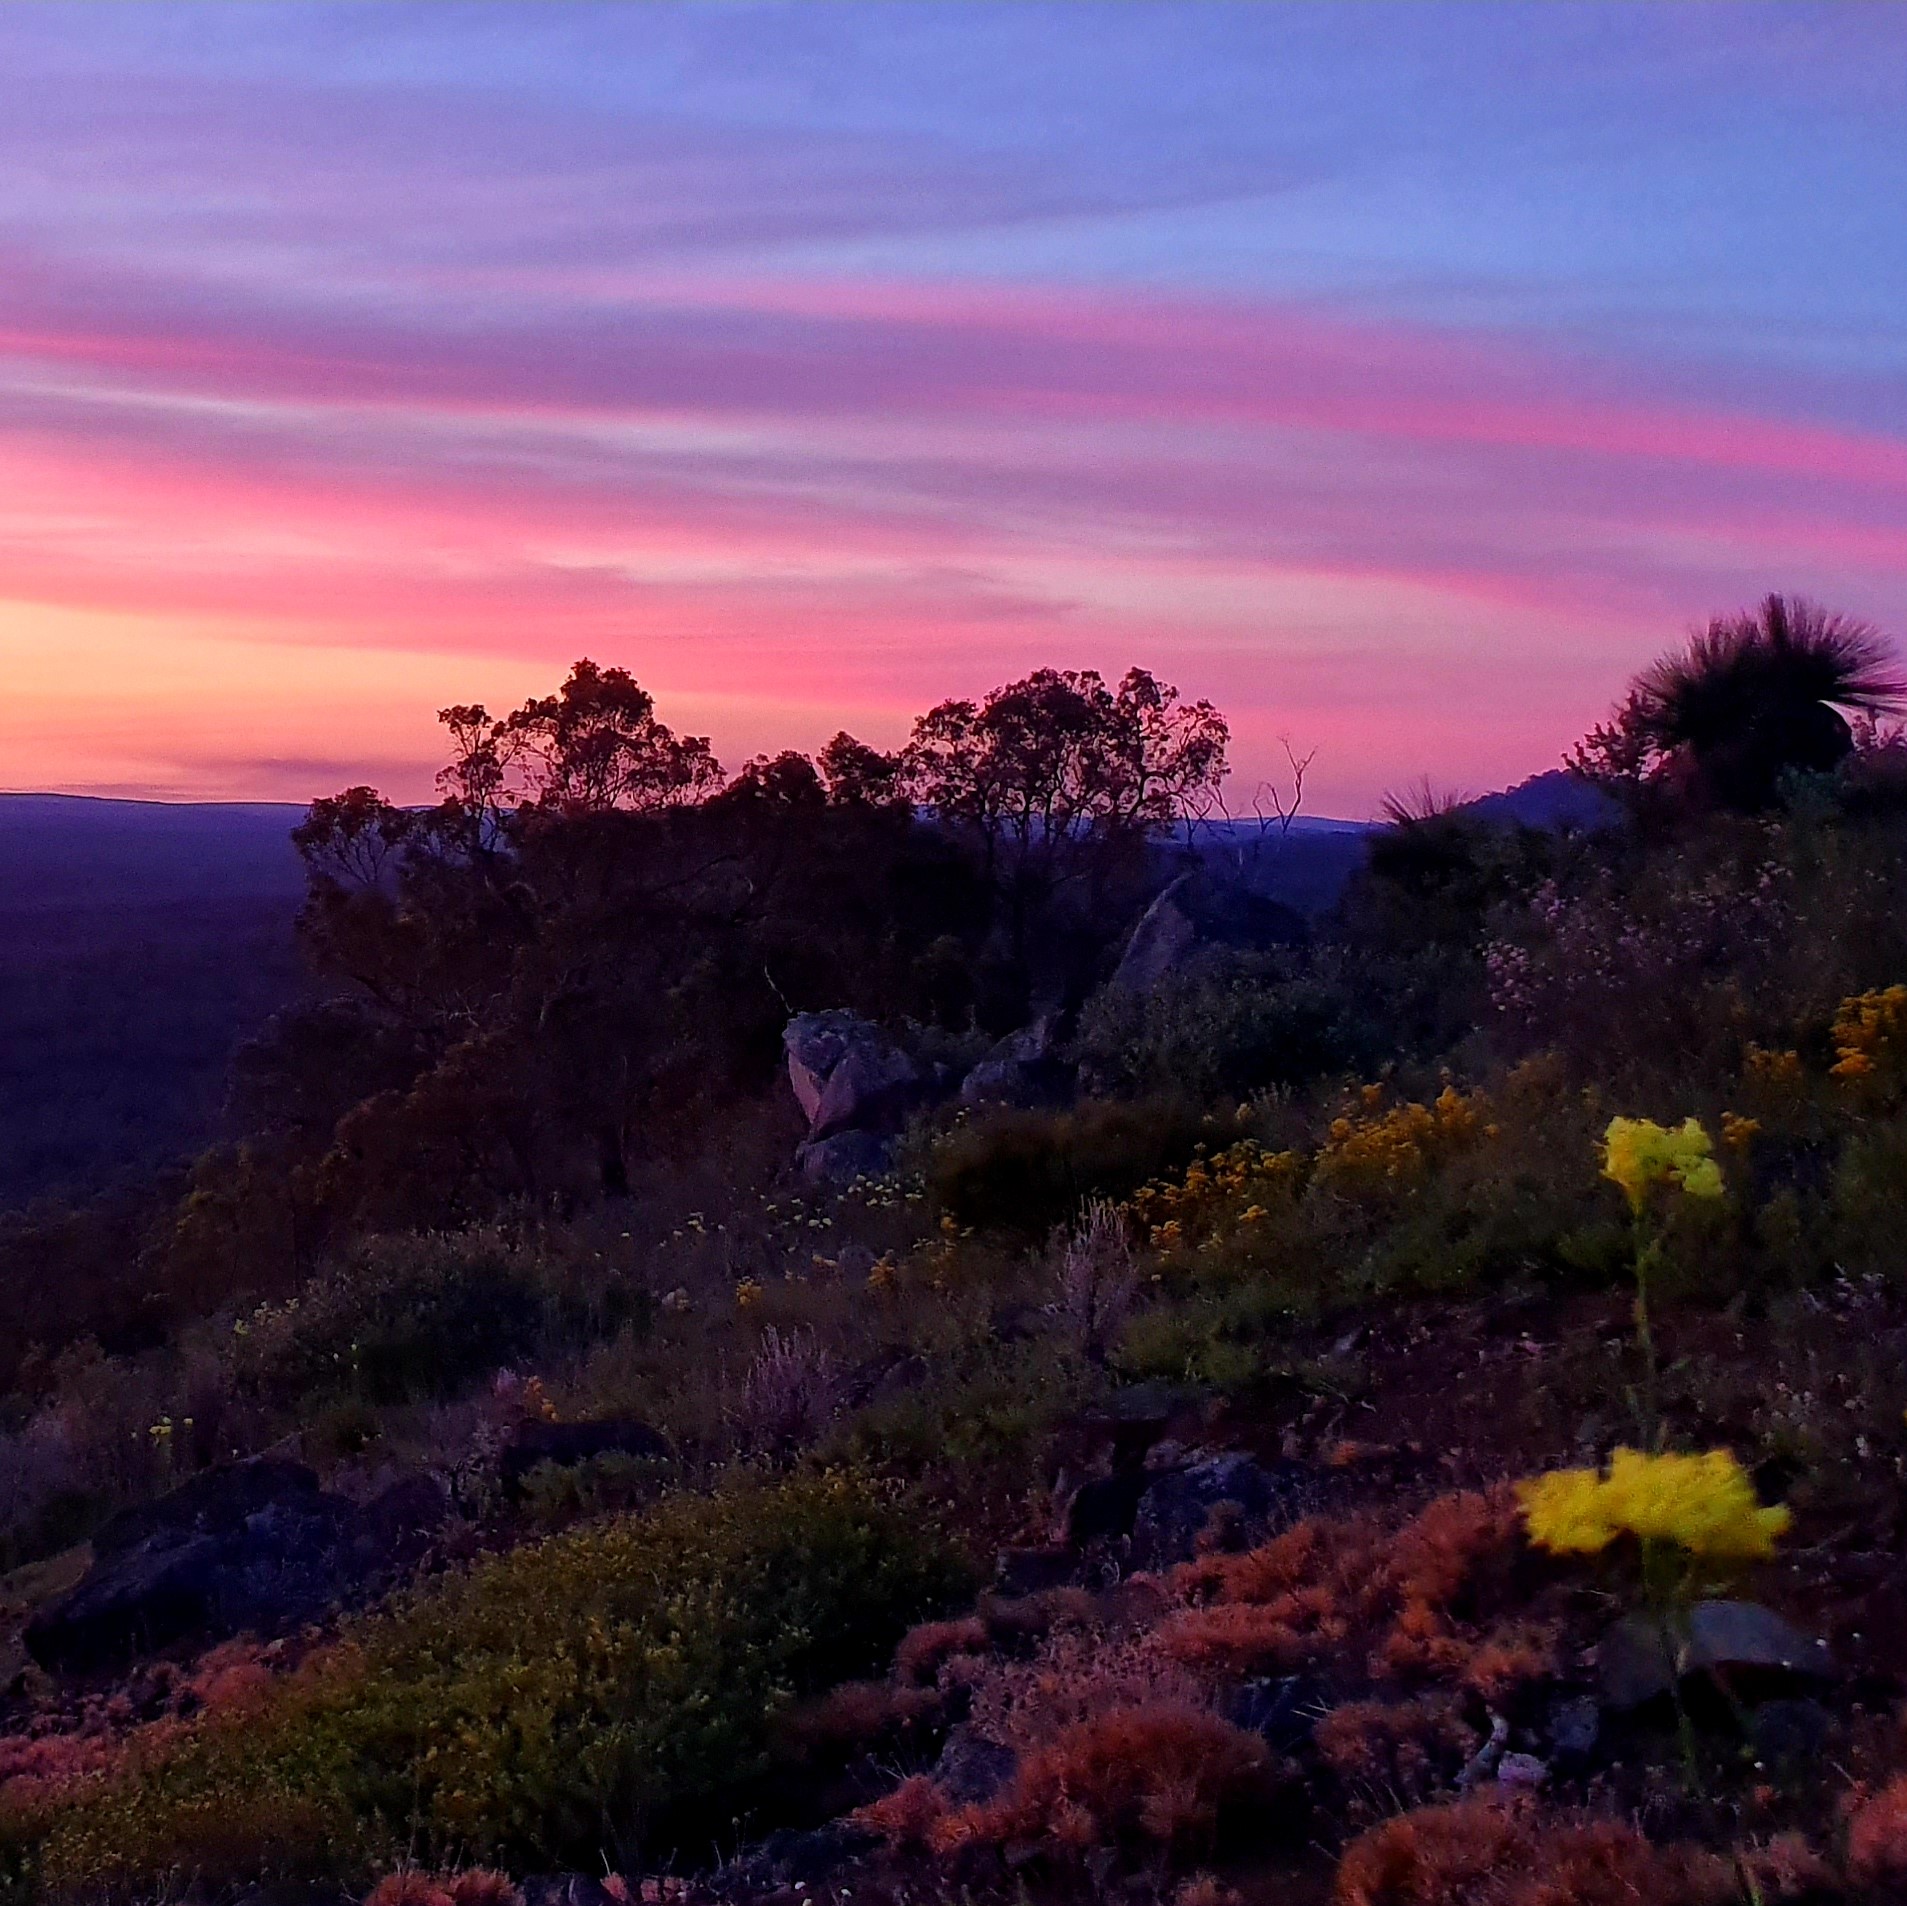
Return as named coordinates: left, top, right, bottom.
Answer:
left=2, top=253, right=1904, bottom=809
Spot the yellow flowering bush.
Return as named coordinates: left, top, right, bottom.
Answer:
left=1128, top=1140, right=1303, bottom=1249
left=1312, top=1085, right=1488, bottom=1199
left=1830, top=984, right=1907, bottom=1091
left=1600, top=1116, right=1723, bottom=1213
left=1519, top=1447, right=1789, bottom=1564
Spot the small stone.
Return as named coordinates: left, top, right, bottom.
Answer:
left=1496, top=1752, right=1548, bottom=1790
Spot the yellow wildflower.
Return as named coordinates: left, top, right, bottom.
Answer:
left=1744, top=1045, right=1802, bottom=1089
left=1600, top=1116, right=1723, bottom=1213
left=734, top=1278, right=764, bottom=1311
left=1601, top=1447, right=1790, bottom=1560
left=1519, top=1446, right=1788, bottom=1564
left=1718, top=1111, right=1760, bottom=1152
left=1831, top=985, right=1907, bottom=1084
left=1517, top=1466, right=1617, bottom=1554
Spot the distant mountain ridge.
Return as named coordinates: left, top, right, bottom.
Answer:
left=0, top=794, right=308, bottom=914
left=1458, top=768, right=1620, bottom=832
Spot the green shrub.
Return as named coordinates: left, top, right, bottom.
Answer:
left=1073, top=950, right=1383, bottom=1101
left=929, top=1098, right=1238, bottom=1238
left=17, top=1473, right=971, bottom=1896
left=230, top=1231, right=568, bottom=1407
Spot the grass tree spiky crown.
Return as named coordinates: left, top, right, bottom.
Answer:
left=1632, top=593, right=1906, bottom=810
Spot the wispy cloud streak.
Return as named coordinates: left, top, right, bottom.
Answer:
left=0, top=3, right=1903, bottom=809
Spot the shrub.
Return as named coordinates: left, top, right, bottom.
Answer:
left=229, top=1231, right=569, bottom=1407
left=1051, top=1200, right=1139, bottom=1363
left=1073, top=950, right=1384, bottom=1101
left=930, top=1099, right=1236, bottom=1237
left=730, top=1326, right=841, bottom=1457
left=1331, top=1797, right=1736, bottom=1905
left=1161, top=1489, right=1527, bottom=1691
left=16, top=1473, right=972, bottom=1894
left=1313, top=1697, right=1477, bottom=1809
left=1846, top=1774, right=1907, bottom=1888
left=946, top=1705, right=1276, bottom=1866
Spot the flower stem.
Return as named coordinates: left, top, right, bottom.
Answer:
left=1632, top=1212, right=1663, bottom=1450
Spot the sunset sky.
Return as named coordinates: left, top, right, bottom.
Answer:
left=2, top=3, right=1904, bottom=815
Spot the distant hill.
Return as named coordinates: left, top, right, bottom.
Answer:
left=1459, top=768, right=1620, bottom=832
left=1187, top=816, right=1377, bottom=916
left=0, top=796, right=310, bottom=1207
left=0, top=794, right=307, bottom=914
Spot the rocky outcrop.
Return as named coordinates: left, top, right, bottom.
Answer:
left=783, top=1011, right=931, bottom=1184
left=809, top=1040, right=926, bottom=1142
left=784, top=1011, right=867, bottom=1123
left=958, top=1013, right=1073, bottom=1110
left=1109, top=870, right=1307, bottom=993
left=25, top=1458, right=446, bottom=1674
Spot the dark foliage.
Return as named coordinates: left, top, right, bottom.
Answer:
left=1574, top=593, right=1907, bottom=812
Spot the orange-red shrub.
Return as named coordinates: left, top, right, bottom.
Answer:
left=949, top=1704, right=1276, bottom=1864
left=445, top=1868, right=525, bottom=1906
left=1332, top=1798, right=1734, bottom=1906
left=852, top=1773, right=949, bottom=1851
left=364, top=1869, right=521, bottom=1906
left=1847, top=1773, right=1907, bottom=1887
left=365, top=1873, right=455, bottom=1906
left=894, top=1616, right=989, bottom=1687
left=1162, top=1488, right=1525, bottom=1689
left=1314, top=1698, right=1477, bottom=1809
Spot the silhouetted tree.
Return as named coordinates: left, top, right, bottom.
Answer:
left=1571, top=595, right=1904, bottom=812
left=899, top=667, right=1228, bottom=976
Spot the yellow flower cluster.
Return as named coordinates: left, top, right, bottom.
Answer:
left=1519, top=1447, right=1789, bottom=1562
left=1830, top=984, right=1907, bottom=1084
left=1600, top=1116, right=1723, bottom=1214
left=734, top=1278, right=764, bottom=1311
left=1128, top=1140, right=1302, bottom=1248
left=1743, top=1044, right=1803, bottom=1093
left=1312, top=1084, right=1486, bottom=1196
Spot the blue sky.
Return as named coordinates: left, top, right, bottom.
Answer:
left=1, top=2, right=1903, bottom=809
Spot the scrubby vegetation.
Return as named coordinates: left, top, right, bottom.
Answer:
left=9, top=598, right=1907, bottom=1904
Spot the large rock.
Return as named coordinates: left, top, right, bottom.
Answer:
left=1110, top=870, right=1307, bottom=993
left=935, top=1726, right=1019, bottom=1804
left=1598, top=1600, right=1835, bottom=1710
left=781, top=1009, right=927, bottom=1181
left=498, top=1418, right=672, bottom=1496
left=784, top=1010, right=867, bottom=1122
left=1130, top=1453, right=1311, bottom=1567
left=796, top=1129, right=898, bottom=1186
left=25, top=1458, right=444, bottom=1674
left=1112, top=874, right=1203, bottom=993
left=810, top=1040, right=925, bottom=1141
left=87, top=1456, right=324, bottom=1557
left=959, top=1014, right=1073, bottom=1110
